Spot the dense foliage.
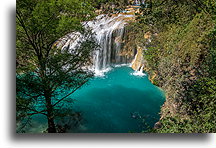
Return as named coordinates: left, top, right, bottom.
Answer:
left=125, top=0, right=216, bottom=133
left=16, top=0, right=97, bottom=133
left=16, top=0, right=132, bottom=133
left=16, top=0, right=215, bottom=133
left=16, top=0, right=95, bottom=72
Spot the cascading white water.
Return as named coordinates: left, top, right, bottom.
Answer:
left=87, top=14, right=134, bottom=70
left=59, top=11, right=147, bottom=76
left=85, top=13, right=135, bottom=76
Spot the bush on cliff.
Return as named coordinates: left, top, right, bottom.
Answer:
left=126, top=0, right=216, bottom=133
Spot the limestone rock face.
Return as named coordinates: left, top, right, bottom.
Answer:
left=131, top=46, right=145, bottom=71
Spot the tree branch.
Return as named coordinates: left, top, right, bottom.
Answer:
left=53, top=80, right=87, bottom=107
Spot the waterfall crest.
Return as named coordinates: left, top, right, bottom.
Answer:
left=86, top=14, right=134, bottom=75
left=58, top=10, right=147, bottom=76
left=59, top=13, right=136, bottom=76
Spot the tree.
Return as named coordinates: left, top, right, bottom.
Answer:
left=16, top=0, right=97, bottom=133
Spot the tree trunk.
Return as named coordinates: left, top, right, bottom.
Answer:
left=46, top=100, right=57, bottom=133
left=39, top=57, right=57, bottom=133
left=47, top=113, right=56, bottom=133
left=45, top=88, right=57, bottom=133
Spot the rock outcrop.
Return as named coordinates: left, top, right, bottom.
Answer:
left=131, top=46, right=145, bottom=71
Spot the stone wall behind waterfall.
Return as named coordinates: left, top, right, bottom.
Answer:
left=95, top=25, right=136, bottom=70
left=58, top=9, right=144, bottom=72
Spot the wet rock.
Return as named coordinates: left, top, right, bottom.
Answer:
left=131, top=46, right=145, bottom=71
left=154, top=121, right=162, bottom=129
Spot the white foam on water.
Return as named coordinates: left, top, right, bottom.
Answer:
left=131, top=65, right=146, bottom=77
left=131, top=71, right=146, bottom=77
left=114, top=64, right=130, bottom=67
left=94, top=67, right=112, bottom=77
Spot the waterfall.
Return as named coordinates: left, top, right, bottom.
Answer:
left=85, top=13, right=135, bottom=76
left=131, top=48, right=146, bottom=77
left=59, top=12, right=136, bottom=76
left=131, top=64, right=146, bottom=76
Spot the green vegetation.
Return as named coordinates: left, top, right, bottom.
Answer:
left=88, top=0, right=130, bottom=14
left=16, top=0, right=97, bottom=133
left=125, top=0, right=216, bottom=133
left=16, top=0, right=135, bottom=133
left=16, top=0, right=215, bottom=133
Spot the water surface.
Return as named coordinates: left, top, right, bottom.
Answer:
left=71, top=66, right=165, bottom=133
